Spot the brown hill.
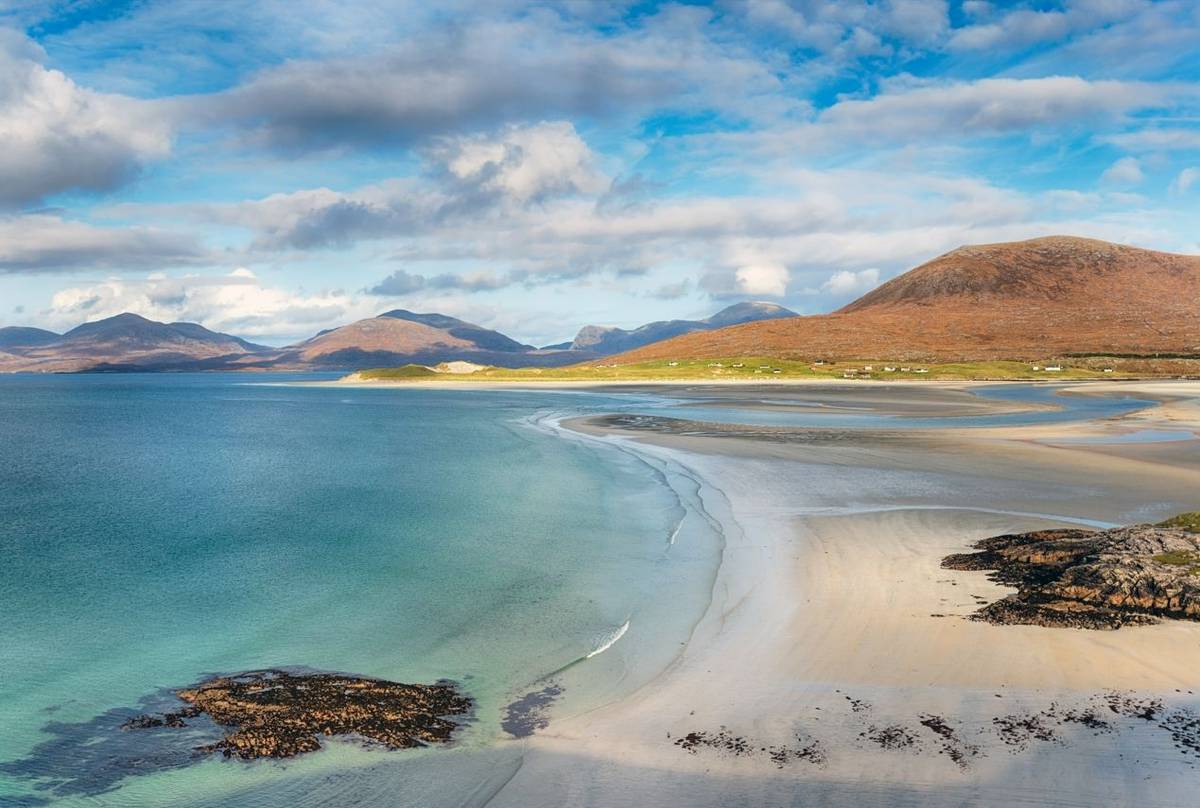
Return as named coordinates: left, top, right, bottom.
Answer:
left=265, top=309, right=582, bottom=369
left=614, top=236, right=1200, bottom=363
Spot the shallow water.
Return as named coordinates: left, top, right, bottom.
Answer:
left=1048, top=428, right=1198, bottom=444
left=640, top=383, right=1157, bottom=429
left=0, top=374, right=721, bottom=807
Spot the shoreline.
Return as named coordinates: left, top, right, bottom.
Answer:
left=486, top=381, right=1200, bottom=806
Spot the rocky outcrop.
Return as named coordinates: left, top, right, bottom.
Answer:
left=123, top=669, right=472, bottom=759
left=942, top=516, right=1200, bottom=630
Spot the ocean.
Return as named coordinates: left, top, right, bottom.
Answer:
left=0, top=374, right=723, bottom=807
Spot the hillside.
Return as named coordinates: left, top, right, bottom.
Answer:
left=0, top=314, right=271, bottom=372
left=614, top=237, right=1200, bottom=363
left=0, top=326, right=60, bottom=350
left=566, top=301, right=796, bottom=354
left=268, top=309, right=580, bottom=369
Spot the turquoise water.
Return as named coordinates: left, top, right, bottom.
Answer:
left=0, top=374, right=722, bottom=807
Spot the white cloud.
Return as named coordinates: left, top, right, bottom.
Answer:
left=44, top=270, right=375, bottom=344
left=1104, top=129, right=1200, bottom=151
left=433, top=121, right=606, bottom=204
left=1100, top=156, right=1144, bottom=185
left=0, top=30, right=171, bottom=208
left=0, top=213, right=206, bottom=272
left=948, top=1, right=1141, bottom=52
left=819, top=77, right=1163, bottom=142
left=735, top=263, right=790, bottom=296
left=1171, top=167, right=1199, bottom=195
left=822, top=267, right=881, bottom=296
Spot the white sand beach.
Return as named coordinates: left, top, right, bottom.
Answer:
left=486, top=381, right=1200, bottom=807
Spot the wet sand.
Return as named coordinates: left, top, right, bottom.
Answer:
left=489, top=381, right=1200, bottom=807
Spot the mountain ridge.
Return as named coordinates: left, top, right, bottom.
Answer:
left=568, top=301, right=797, bottom=354
left=615, top=236, right=1200, bottom=363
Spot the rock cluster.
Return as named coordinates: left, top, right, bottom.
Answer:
left=123, top=669, right=472, bottom=759
left=942, top=518, right=1200, bottom=629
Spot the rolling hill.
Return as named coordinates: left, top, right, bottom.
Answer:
left=267, top=309, right=575, bottom=369
left=613, top=236, right=1200, bottom=363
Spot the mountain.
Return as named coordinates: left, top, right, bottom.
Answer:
left=0, top=313, right=271, bottom=372
left=268, top=309, right=581, bottom=369
left=567, top=301, right=797, bottom=355
left=613, top=236, right=1200, bottom=363
left=0, top=326, right=60, bottom=350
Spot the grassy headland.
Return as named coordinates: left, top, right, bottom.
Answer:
left=344, top=355, right=1199, bottom=384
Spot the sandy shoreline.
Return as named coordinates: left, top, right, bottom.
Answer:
left=486, top=381, right=1200, bottom=807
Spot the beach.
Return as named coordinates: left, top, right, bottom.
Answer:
left=485, top=380, right=1200, bottom=807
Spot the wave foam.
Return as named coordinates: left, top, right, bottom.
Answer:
left=586, top=620, right=630, bottom=659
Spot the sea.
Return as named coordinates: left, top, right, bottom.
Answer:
left=0, top=373, right=725, bottom=807
left=0, top=374, right=1164, bottom=806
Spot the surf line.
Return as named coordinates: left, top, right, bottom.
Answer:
left=538, top=618, right=632, bottom=681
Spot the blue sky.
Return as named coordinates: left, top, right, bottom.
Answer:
left=0, top=0, right=1197, bottom=346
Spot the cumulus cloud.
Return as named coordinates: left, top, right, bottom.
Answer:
left=184, top=10, right=789, bottom=153
left=822, top=267, right=881, bottom=296
left=735, top=263, right=790, bottom=296
left=0, top=30, right=171, bottom=209
left=948, top=0, right=1143, bottom=52
left=0, top=213, right=206, bottom=273
left=366, top=269, right=427, bottom=296
left=818, top=76, right=1163, bottom=142
left=648, top=279, right=691, bottom=300
left=737, top=0, right=947, bottom=51
left=44, top=269, right=375, bottom=344
left=156, top=122, right=605, bottom=252
left=1171, top=167, right=1199, bottom=195
left=432, top=121, right=606, bottom=205
left=365, top=267, right=516, bottom=295
left=1100, top=156, right=1144, bottom=185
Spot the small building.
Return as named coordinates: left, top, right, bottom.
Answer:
left=913, top=368, right=929, bottom=374
left=1045, top=365, right=1063, bottom=372
left=668, top=361, right=679, bottom=367
left=1103, top=368, right=1114, bottom=373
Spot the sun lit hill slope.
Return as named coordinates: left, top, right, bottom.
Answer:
left=613, top=236, right=1200, bottom=364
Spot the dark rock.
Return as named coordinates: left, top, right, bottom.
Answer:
left=124, top=669, right=472, bottom=760
left=942, top=522, right=1200, bottom=629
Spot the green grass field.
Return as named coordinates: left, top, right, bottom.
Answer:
left=1159, top=512, right=1200, bottom=534
left=350, top=357, right=1130, bottom=384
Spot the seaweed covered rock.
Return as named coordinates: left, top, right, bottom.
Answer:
left=942, top=520, right=1200, bottom=630
left=124, top=669, right=472, bottom=759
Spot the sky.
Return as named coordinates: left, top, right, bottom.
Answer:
left=0, top=0, right=1198, bottom=347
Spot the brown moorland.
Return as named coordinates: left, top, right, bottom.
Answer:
left=613, top=236, right=1200, bottom=363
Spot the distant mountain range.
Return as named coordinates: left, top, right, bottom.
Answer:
left=616, top=236, right=1200, bottom=363
left=559, top=301, right=797, bottom=355
left=0, top=302, right=796, bottom=373
left=6, top=235, right=1196, bottom=374
left=0, top=314, right=270, bottom=373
